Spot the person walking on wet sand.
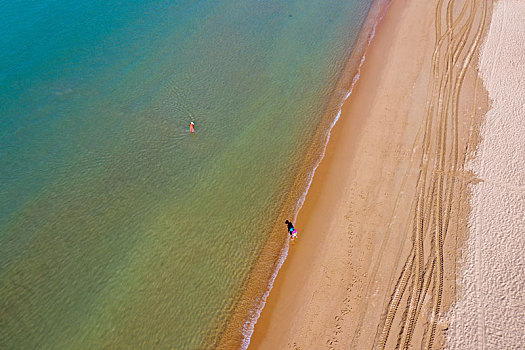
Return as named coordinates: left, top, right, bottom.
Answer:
left=285, top=220, right=298, bottom=240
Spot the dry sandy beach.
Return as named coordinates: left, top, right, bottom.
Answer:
left=446, top=0, right=525, bottom=348
left=249, top=0, right=523, bottom=349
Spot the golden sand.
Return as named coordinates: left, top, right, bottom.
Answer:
left=249, top=0, right=495, bottom=348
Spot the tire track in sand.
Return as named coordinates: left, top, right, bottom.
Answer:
left=377, top=0, right=467, bottom=347
left=373, top=0, right=490, bottom=349
left=375, top=0, right=471, bottom=346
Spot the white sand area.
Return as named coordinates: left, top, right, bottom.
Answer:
left=446, top=0, right=525, bottom=349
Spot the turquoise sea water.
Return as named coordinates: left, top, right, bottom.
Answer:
left=0, top=1, right=375, bottom=348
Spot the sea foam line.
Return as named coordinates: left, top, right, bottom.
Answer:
left=239, top=2, right=391, bottom=348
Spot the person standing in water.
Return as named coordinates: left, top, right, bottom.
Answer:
left=285, top=220, right=297, bottom=240
left=189, top=121, right=195, bottom=133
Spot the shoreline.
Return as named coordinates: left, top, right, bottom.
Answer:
left=214, top=1, right=392, bottom=348
left=249, top=0, right=494, bottom=348
left=240, top=1, right=394, bottom=347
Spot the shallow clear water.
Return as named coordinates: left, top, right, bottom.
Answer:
left=0, top=0, right=374, bottom=348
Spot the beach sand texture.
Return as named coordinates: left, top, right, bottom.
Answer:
left=250, top=0, right=495, bottom=349
left=446, top=1, right=525, bottom=349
